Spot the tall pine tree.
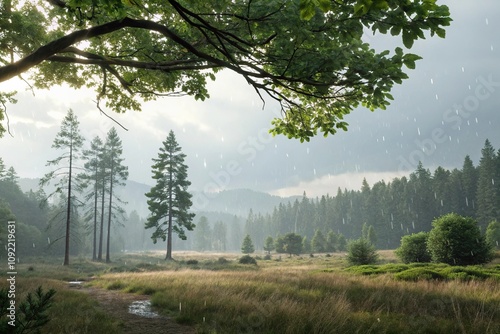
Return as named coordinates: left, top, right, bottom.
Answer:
left=79, top=136, right=104, bottom=261
left=104, top=127, right=128, bottom=263
left=40, top=109, right=84, bottom=265
left=145, top=130, right=195, bottom=260
left=476, top=139, right=499, bottom=229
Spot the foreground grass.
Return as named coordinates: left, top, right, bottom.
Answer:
left=2, top=251, right=499, bottom=333
left=0, top=277, right=120, bottom=333
left=89, top=253, right=500, bottom=334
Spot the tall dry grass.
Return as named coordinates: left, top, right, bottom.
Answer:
left=91, top=265, right=500, bottom=333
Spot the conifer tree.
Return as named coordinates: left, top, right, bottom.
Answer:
left=145, top=130, right=195, bottom=260
left=461, top=155, right=478, bottom=218
left=241, top=234, right=255, bottom=254
left=79, top=136, right=104, bottom=261
left=476, top=140, right=499, bottom=229
left=104, top=127, right=128, bottom=263
left=40, top=109, right=84, bottom=265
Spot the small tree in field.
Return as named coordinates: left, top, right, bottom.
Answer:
left=263, top=236, right=275, bottom=255
left=427, top=213, right=493, bottom=265
left=282, top=233, right=303, bottom=257
left=241, top=234, right=255, bottom=254
left=346, top=238, right=378, bottom=266
left=395, top=232, right=432, bottom=263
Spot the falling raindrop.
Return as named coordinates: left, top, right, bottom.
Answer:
left=313, top=168, right=316, bottom=175
left=440, top=199, right=443, bottom=207
left=417, top=127, right=421, bottom=136
left=342, top=217, right=345, bottom=225
left=461, top=67, right=465, bottom=72
left=435, top=94, right=439, bottom=100
left=203, top=159, right=207, bottom=168
left=434, top=192, right=437, bottom=199
left=485, top=18, right=489, bottom=25
left=492, top=179, right=495, bottom=185
left=221, top=136, right=224, bottom=142
left=390, top=221, right=394, bottom=229
left=475, top=118, right=478, bottom=123
left=465, top=197, right=469, bottom=207
left=430, top=78, right=434, bottom=84
left=47, top=237, right=51, bottom=244
left=412, top=221, right=415, bottom=229
left=400, top=223, right=403, bottom=230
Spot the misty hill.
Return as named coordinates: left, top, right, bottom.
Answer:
left=18, top=178, right=295, bottom=219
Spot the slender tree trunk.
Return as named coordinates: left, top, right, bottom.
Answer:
left=106, top=159, right=115, bottom=263
left=92, top=163, right=98, bottom=261
left=98, top=163, right=106, bottom=261
left=166, top=153, right=173, bottom=260
left=64, top=141, right=73, bottom=266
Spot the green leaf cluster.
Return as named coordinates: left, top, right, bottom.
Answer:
left=0, top=0, right=451, bottom=141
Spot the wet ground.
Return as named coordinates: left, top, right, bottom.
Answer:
left=80, top=286, right=195, bottom=334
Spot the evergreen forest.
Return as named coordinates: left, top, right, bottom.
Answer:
left=243, top=139, right=500, bottom=250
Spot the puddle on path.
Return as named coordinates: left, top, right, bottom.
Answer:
left=128, top=300, right=160, bottom=318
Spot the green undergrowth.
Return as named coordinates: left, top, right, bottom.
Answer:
left=344, top=263, right=500, bottom=281
left=0, top=277, right=120, bottom=334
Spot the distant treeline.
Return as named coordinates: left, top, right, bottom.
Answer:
left=245, top=139, right=500, bottom=250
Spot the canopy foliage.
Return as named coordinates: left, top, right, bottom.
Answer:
left=0, top=0, right=451, bottom=140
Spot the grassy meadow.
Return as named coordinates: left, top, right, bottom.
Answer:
left=1, top=250, right=499, bottom=333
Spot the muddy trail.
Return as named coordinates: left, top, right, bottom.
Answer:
left=80, top=286, right=196, bottom=334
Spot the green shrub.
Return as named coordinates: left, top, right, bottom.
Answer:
left=346, top=238, right=378, bottom=265
left=239, top=255, right=257, bottom=265
left=427, top=213, right=493, bottom=265
left=395, top=232, right=432, bottom=263
left=186, top=259, right=199, bottom=265
left=395, top=268, right=446, bottom=281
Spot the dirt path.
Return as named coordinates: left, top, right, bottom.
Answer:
left=79, top=286, right=196, bottom=334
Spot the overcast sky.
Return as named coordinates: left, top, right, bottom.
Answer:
left=1, top=0, right=499, bottom=200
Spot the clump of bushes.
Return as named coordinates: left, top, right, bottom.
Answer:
left=239, top=255, right=257, bottom=265
left=395, top=214, right=494, bottom=266
left=395, top=268, right=446, bottom=281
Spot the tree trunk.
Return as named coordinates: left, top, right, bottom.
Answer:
left=106, top=158, right=114, bottom=263
left=166, top=152, right=173, bottom=260
left=98, top=161, right=106, bottom=261
left=64, top=141, right=73, bottom=266
left=92, top=163, right=98, bottom=261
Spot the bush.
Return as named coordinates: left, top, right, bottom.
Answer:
left=395, top=268, right=446, bottom=281
left=395, top=232, right=432, bottom=263
left=186, top=259, right=199, bottom=265
left=346, top=238, right=378, bottom=265
left=238, top=255, right=257, bottom=265
left=427, top=213, right=493, bottom=265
